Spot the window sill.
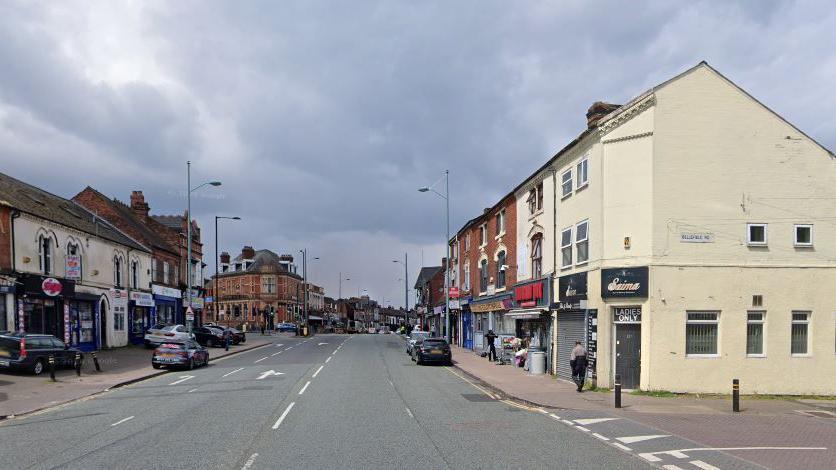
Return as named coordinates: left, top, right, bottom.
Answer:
left=528, top=210, right=544, bottom=220
left=575, top=260, right=589, bottom=267
left=561, top=193, right=572, bottom=201
left=793, top=244, right=813, bottom=248
left=747, top=242, right=767, bottom=247
left=685, top=354, right=719, bottom=358
left=576, top=182, right=588, bottom=192
left=494, top=232, right=505, bottom=240
left=560, top=265, right=572, bottom=271
left=791, top=354, right=812, bottom=358
left=746, top=354, right=766, bottom=358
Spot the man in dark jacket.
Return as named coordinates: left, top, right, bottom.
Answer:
left=569, top=341, right=588, bottom=392
left=485, top=329, right=498, bottom=362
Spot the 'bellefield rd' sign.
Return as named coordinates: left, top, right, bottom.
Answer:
left=601, top=267, right=648, bottom=298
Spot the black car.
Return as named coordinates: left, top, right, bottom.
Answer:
left=192, top=326, right=227, bottom=347
left=152, top=340, right=209, bottom=370
left=203, top=324, right=246, bottom=344
left=0, top=333, right=83, bottom=375
left=413, top=338, right=452, bottom=366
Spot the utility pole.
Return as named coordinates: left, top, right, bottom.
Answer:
left=187, top=161, right=191, bottom=330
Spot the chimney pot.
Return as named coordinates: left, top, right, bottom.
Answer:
left=220, top=252, right=230, bottom=264
left=241, top=246, right=255, bottom=259
left=586, top=101, right=622, bottom=129
left=129, top=190, right=150, bottom=217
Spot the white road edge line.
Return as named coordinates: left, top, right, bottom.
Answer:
left=241, top=452, right=259, bottom=470
left=299, top=381, right=311, bottom=395
left=612, top=443, right=632, bottom=452
left=254, top=356, right=268, bottom=363
left=187, top=388, right=198, bottom=393
left=592, top=433, right=610, bottom=441
left=560, top=419, right=575, bottom=426
left=689, top=461, right=721, bottom=470
left=110, top=416, right=134, bottom=426
left=222, top=367, right=245, bottom=378
left=325, top=356, right=332, bottom=363
left=638, top=453, right=662, bottom=463
left=168, top=375, right=194, bottom=386
left=662, top=466, right=685, bottom=470
left=576, top=426, right=591, bottom=432
left=549, top=413, right=561, bottom=420
left=312, top=365, right=324, bottom=378
left=405, top=407, right=414, bottom=418
left=272, top=402, right=296, bottom=430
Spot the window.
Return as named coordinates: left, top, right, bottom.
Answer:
left=463, top=263, right=471, bottom=291
left=496, top=251, right=506, bottom=289
left=791, top=311, right=810, bottom=355
left=496, top=210, right=505, bottom=235
left=527, top=188, right=537, bottom=214
left=151, top=258, right=158, bottom=282
left=536, top=182, right=543, bottom=211
left=794, top=224, right=813, bottom=247
left=561, top=170, right=572, bottom=198
left=576, top=221, right=589, bottom=264
left=561, top=228, right=573, bottom=268
left=747, top=311, right=765, bottom=356
left=686, top=311, right=719, bottom=356
left=163, top=261, right=170, bottom=284
left=114, top=256, right=122, bottom=287
left=67, top=242, right=82, bottom=280
left=130, top=260, right=138, bottom=288
left=576, top=158, right=589, bottom=189
left=747, top=223, right=767, bottom=246
left=480, top=224, right=487, bottom=247
left=530, top=234, right=542, bottom=278
left=465, top=233, right=471, bottom=250
left=479, top=259, right=488, bottom=293
left=39, top=235, right=52, bottom=275
left=262, top=276, right=276, bottom=294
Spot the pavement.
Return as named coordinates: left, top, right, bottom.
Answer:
left=0, top=334, right=650, bottom=470
left=0, top=334, right=276, bottom=418
left=450, top=344, right=836, bottom=470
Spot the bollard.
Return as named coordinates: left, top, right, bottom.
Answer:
left=75, top=352, right=82, bottom=377
left=614, top=374, right=622, bottom=409
left=48, top=354, right=56, bottom=381
left=733, top=378, right=740, bottom=412
left=225, top=335, right=230, bottom=351
left=92, top=351, right=101, bottom=372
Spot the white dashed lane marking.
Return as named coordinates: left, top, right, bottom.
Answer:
left=689, top=460, right=721, bottom=470
left=222, top=367, right=245, bottom=378
left=298, top=381, right=311, bottom=395
left=574, top=417, right=620, bottom=425
left=617, top=435, right=669, bottom=444
left=272, top=402, right=295, bottom=430
left=254, top=356, right=268, bottom=363
left=312, top=365, right=324, bottom=378
left=110, top=416, right=134, bottom=427
left=325, top=356, right=332, bottom=363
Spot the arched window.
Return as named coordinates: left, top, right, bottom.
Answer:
left=479, top=259, right=488, bottom=293
left=531, top=234, right=543, bottom=278
left=67, top=242, right=82, bottom=280
left=114, top=256, right=122, bottom=287
left=130, top=260, right=139, bottom=288
left=463, top=262, right=471, bottom=291
left=496, top=251, right=507, bottom=289
left=39, top=235, right=52, bottom=275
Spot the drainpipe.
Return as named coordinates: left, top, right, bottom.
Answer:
left=551, top=168, right=558, bottom=375
left=10, top=209, right=20, bottom=273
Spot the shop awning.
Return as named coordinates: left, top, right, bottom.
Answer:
left=506, top=308, right=547, bottom=320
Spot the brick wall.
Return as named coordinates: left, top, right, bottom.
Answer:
left=0, top=206, right=11, bottom=271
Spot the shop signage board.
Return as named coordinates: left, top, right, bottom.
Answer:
left=152, top=284, right=182, bottom=299
left=63, top=304, right=71, bottom=343
left=448, top=299, right=460, bottom=310
left=513, top=277, right=551, bottom=309
left=18, top=299, right=24, bottom=332
left=601, top=267, right=648, bottom=299
left=613, top=306, right=641, bottom=323
left=558, top=272, right=588, bottom=303
left=680, top=232, right=714, bottom=243
left=65, top=255, right=82, bottom=280
left=449, top=287, right=460, bottom=298
left=586, top=309, right=597, bottom=379
left=42, top=278, right=63, bottom=297
left=0, top=276, right=17, bottom=294
left=469, top=298, right=513, bottom=313
left=129, top=291, right=155, bottom=307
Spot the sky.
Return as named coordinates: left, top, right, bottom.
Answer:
left=1, top=1, right=834, bottom=308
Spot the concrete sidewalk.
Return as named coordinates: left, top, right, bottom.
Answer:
left=0, top=336, right=276, bottom=418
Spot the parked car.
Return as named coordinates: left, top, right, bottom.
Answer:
left=144, top=324, right=193, bottom=347
left=0, top=333, right=83, bottom=375
left=276, top=323, right=297, bottom=333
left=412, top=338, right=452, bottom=366
left=151, top=340, right=209, bottom=370
left=406, top=331, right=429, bottom=356
left=192, top=326, right=228, bottom=347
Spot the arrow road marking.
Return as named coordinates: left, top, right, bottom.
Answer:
left=257, top=370, right=285, bottom=380
left=111, top=416, right=134, bottom=426
left=617, top=434, right=669, bottom=444
left=222, top=367, right=245, bottom=378
left=574, top=417, right=620, bottom=425
left=169, top=375, right=194, bottom=385
left=272, top=402, right=295, bottom=429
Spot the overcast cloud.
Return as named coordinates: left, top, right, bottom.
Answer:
left=1, top=1, right=834, bottom=307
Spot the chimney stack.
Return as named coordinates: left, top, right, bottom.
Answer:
left=220, top=252, right=230, bottom=264
left=586, top=101, right=621, bottom=129
left=241, top=246, right=256, bottom=260
left=130, top=191, right=150, bottom=217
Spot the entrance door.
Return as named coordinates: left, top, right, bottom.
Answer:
left=615, top=323, right=641, bottom=389
left=462, top=313, right=472, bottom=349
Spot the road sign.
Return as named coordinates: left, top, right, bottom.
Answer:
left=449, top=287, right=460, bottom=298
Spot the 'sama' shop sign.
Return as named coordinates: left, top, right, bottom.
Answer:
left=601, top=267, right=648, bottom=299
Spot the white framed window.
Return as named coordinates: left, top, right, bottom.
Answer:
left=575, top=220, right=589, bottom=264
left=686, top=311, right=719, bottom=356
left=794, top=224, right=813, bottom=247
left=527, top=188, right=537, bottom=215
left=463, top=263, right=471, bottom=291
left=791, top=311, right=810, bottom=356
left=479, top=259, right=488, bottom=293
left=560, top=228, right=573, bottom=268
left=130, top=260, right=138, bottom=288
left=151, top=258, right=158, bottom=283
left=39, top=235, right=52, bottom=275
left=561, top=170, right=573, bottom=198
left=746, top=311, right=765, bottom=356
left=576, top=158, right=589, bottom=189
left=113, top=256, right=122, bottom=287
left=747, top=223, right=767, bottom=246
left=163, top=261, right=170, bottom=284
left=531, top=234, right=542, bottom=278
left=262, top=276, right=276, bottom=294
left=465, top=233, right=471, bottom=251
left=496, top=210, right=505, bottom=236
left=480, top=224, right=487, bottom=247
left=496, top=251, right=506, bottom=289
left=536, top=182, right=543, bottom=211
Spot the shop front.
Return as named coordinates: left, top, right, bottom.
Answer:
left=129, top=291, right=155, bottom=345
left=152, top=284, right=182, bottom=326
left=602, top=267, right=648, bottom=390
left=469, top=293, right=514, bottom=353
left=459, top=297, right=473, bottom=349
left=66, top=292, right=100, bottom=351
left=1, top=276, right=16, bottom=331
left=555, top=272, right=588, bottom=381
left=16, top=275, right=75, bottom=339
left=508, top=276, right=553, bottom=372
left=431, top=305, right=444, bottom=336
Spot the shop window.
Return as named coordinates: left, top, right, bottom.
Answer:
left=561, top=228, right=573, bottom=268
left=479, top=259, right=488, bottom=293
left=561, top=170, right=572, bottom=198
left=791, top=311, right=810, bottom=356
left=39, top=235, right=52, bottom=275
left=496, top=251, right=506, bottom=289
left=576, top=158, right=589, bottom=189
left=747, top=223, right=767, bottom=246
left=686, top=311, right=719, bottom=356
left=576, top=220, right=589, bottom=265
left=746, top=311, right=765, bottom=356
left=531, top=234, right=542, bottom=278
left=794, top=224, right=813, bottom=247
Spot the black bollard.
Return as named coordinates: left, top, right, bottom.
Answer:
left=225, top=335, right=230, bottom=351
left=92, top=351, right=101, bottom=372
left=75, top=352, right=82, bottom=377
left=614, top=374, right=622, bottom=409
left=733, top=378, right=740, bottom=412
left=48, top=354, right=56, bottom=381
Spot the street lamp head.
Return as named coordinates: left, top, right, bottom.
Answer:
left=209, top=181, right=222, bottom=186
left=418, top=187, right=430, bottom=193
left=232, top=216, right=241, bottom=220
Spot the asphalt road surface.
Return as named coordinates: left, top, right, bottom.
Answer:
left=0, top=334, right=653, bottom=470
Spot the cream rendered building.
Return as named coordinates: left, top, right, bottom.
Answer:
left=537, top=62, right=835, bottom=395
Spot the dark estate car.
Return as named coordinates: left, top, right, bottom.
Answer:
left=152, top=341, right=209, bottom=370
left=203, top=324, right=246, bottom=344
left=412, top=338, right=452, bottom=366
left=0, top=333, right=83, bottom=375
left=193, top=326, right=228, bottom=347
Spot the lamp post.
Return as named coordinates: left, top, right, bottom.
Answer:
left=338, top=273, right=350, bottom=300
left=186, top=161, right=221, bottom=331
left=419, top=169, right=450, bottom=343
left=392, top=253, right=409, bottom=311
left=214, top=216, right=240, bottom=326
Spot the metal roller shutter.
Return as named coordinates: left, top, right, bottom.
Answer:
left=556, top=311, right=586, bottom=381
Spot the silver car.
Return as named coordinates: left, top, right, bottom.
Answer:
left=406, top=331, right=429, bottom=356
left=144, top=324, right=193, bottom=348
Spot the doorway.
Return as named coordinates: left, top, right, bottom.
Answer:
left=614, top=323, right=641, bottom=389
left=99, top=298, right=109, bottom=348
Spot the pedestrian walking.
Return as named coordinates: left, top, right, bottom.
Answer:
left=485, top=329, right=498, bottom=362
left=569, top=341, right=588, bottom=392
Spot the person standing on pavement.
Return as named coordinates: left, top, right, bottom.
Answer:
left=485, top=329, right=498, bottom=362
left=569, top=341, right=588, bottom=392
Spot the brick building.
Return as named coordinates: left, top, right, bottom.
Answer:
left=413, top=264, right=444, bottom=332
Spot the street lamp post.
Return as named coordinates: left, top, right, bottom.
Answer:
left=419, top=170, right=450, bottom=343
left=338, top=273, right=350, bottom=299
left=214, top=216, right=240, bottom=327
left=186, top=161, right=221, bottom=332
left=392, top=252, right=409, bottom=311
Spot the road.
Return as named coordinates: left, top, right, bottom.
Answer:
left=0, top=334, right=660, bottom=469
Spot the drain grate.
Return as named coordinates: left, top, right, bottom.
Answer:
left=461, top=393, right=495, bottom=402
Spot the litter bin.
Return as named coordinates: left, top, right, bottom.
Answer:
left=528, top=348, right=546, bottom=375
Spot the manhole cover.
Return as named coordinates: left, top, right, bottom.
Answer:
left=461, top=393, right=494, bottom=402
